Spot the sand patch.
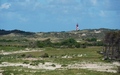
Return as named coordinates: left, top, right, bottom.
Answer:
left=66, top=62, right=119, bottom=73
left=0, top=62, right=119, bottom=73
left=0, top=49, right=43, bottom=55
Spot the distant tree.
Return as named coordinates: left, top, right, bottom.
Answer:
left=81, top=43, right=87, bottom=48
left=36, top=41, right=44, bottom=48
left=75, top=43, right=80, bottom=48
left=86, top=38, right=97, bottom=42
left=61, top=38, right=78, bottom=48
left=40, top=53, right=49, bottom=58
left=36, top=38, right=52, bottom=48
left=43, top=38, right=52, bottom=46
left=96, top=41, right=104, bottom=46
left=103, top=31, right=120, bottom=60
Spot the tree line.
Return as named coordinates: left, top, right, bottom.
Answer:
left=36, top=38, right=85, bottom=48
left=36, top=38, right=104, bottom=48
left=103, top=31, right=120, bottom=60
left=0, top=29, right=34, bottom=35
left=0, top=37, right=104, bottom=48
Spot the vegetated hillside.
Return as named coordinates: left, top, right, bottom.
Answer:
left=0, top=29, right=35, bottom=35
left=35, top=28, right=119, bottom=42
left=0, top=28, right=119, bottom=42
left=0, top=28, right=119, bottom=48
left=0, top=29, right=35, bottom=47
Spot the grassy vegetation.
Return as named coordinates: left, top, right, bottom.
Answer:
left=0, top=28, right=119, bottom=75
left=0, top=46, right=119, bottom=75
left=23, top=47, right=103, bottom=63
left=1, top=67, right=119, bottom=75
left=0, top=46, right=103, bottom=64
left=0, top=46, right=25, bottom=52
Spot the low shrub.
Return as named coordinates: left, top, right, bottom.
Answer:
left=40, top=53, right=49, bottom=58
left=117, top=66, right=120, bottom=73
left=51, top=64, right=56, bottom=67
left=61, top=64, right=68, bottom=67
left=23, top=61, right=29, bottom=64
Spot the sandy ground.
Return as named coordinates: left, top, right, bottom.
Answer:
left=67, top=62, right=119, bottom=73
left=0, top=61, right=119, bottom=73
left=0, top=70, right=4, bottom=75
left=0, top=49, right=120, bottom=73
left=0, top=62, right=61, bottom=70
left=0, top=48, right=43, bottom=55
left=0, top=73, right=3, bottom=75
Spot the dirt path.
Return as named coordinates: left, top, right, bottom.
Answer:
left=0, top=62, right=61, bottom=70
left=0, top=62, right=119, bottom=73
left=0, top=73, right=3, bottom=75
left=0, top=70, right=4, bottom=75
left=67, top=62, right=119, bottom=73
left=0, top=49, right=43, bottom=55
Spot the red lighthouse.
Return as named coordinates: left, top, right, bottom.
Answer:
left=76, top=24, right=79, bottom=30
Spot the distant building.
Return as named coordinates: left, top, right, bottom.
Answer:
left=81, top=33, right=86, bottom=36
left=94, top=30, right=101, bottom=33
left=76, top=24, right=79, bottom=30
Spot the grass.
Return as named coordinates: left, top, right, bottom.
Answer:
left=0, top=46, right=25, bottom=52
left=23, top=47, right=103, bottom=64
left=0, top=46, right=103, bottom=63
left=1, top=67, right=119, bottom=75
left=0, top=46, right=119, bottom=75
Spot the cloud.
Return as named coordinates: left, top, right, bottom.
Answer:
left=19, top=17, right=28, bottom=22
left=40, top=0, right=82, bottom=16
left=100, top=0, right=120, bottom=11
left=99, top=10, right=106, bottom=17
left=48, top=0, right=78, bottom=5
left=7, top=0, right=37, bottom=2
left=0, top=3, right=11, bottom=9
left=0, top=0, right=120, bottom=31
left=90, top=0, right=97, bottom=5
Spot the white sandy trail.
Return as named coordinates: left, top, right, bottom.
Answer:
left=66, top=62, right=120, bottom=73
left=0, top=62, right=61, bottom=70
left=0, top=49, right=43, bottom=55
left=0, top=62, right=119, bottom=73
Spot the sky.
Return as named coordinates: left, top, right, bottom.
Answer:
left=0, top=0, right=120, bottom=32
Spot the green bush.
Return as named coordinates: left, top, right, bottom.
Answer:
left=40, top=53, right=49, bottom=58
left=51, top=64, right=56, bottom=67
left=21, top=54, right=26, bottom=57
left=61, top=64, right=68, bottom=67
left=117, top=66, right=120, bottom=73
left=75, top=43, right=80, bottom=48
left=23, top=61, right=29, bottom=64
left=81, top=43, right=86, bottom=48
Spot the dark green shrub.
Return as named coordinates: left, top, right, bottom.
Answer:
left=41, top=53, right=49, bottom=58
left=81, top=43, right=86, bottom=48
left=75, top=43, right=80, bottom=48
left=23, top=61, right=29, bottom=64
left=117, top=66, right=120, bottom=73
left=61, top=64, right=68, bottom=67
left=21, top=54, right=26, bottom=57
left=51, top=64, right=56, bottom=67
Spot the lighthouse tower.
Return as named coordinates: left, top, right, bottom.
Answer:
left=76, top=24, right=79, bottom=30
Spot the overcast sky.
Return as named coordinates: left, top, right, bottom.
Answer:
left=0, top=0, right=120, bottom=32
